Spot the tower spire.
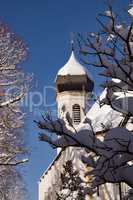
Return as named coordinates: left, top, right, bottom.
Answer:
left=129, top=0, right=133, bottom=6
left=70, top=32, right=74, bottom=51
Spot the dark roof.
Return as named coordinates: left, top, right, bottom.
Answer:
left=56, top=75, right=94, bottom=92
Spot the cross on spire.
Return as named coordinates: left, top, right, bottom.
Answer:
left=70, top=32, right=74, bottom=51
left=129, top=0, right=133, bottom=7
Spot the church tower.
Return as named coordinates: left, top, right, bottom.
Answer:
left=39, top=44, right=125, bottom=200
left=55, top=49, right=94, bottom=125
left=39, top=46, right=94, bottom=200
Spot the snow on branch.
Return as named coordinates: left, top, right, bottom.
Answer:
left=37, top=110, right=133, bottom=188
left=0, top=158, right=29, bottom=166
left=0, top=21, right=30, bottom=200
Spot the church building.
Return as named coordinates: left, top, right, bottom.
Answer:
left=38, top=46, right=95, bottom=200
left=38, top=46, right=123, bottom=200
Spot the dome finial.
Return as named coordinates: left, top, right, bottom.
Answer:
left=70, top=32, right=74, bottom=51
left=129, top=0, right=133, bottom=6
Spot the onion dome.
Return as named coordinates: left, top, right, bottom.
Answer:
left=55, top=51, right=94, bottom=93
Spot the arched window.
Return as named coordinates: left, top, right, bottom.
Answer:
left=72, top=104, right=81, bottom=125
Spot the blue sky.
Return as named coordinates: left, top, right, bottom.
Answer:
left=0, top=0, right=129, bottom=199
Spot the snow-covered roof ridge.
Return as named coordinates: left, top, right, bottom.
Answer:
left=57, top=51, right=92, bottom=79
left=76, top=89, right=123, bottom=133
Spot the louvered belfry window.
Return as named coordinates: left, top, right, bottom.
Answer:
left=72, top=104, right=81, bottom=125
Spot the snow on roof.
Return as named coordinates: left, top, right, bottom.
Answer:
left=57, top=51, right=92, bottom=80
left=78, top=89, right=123, bottom=132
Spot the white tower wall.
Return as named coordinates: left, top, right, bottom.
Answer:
left=57, top=91, right=90, bottom=124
